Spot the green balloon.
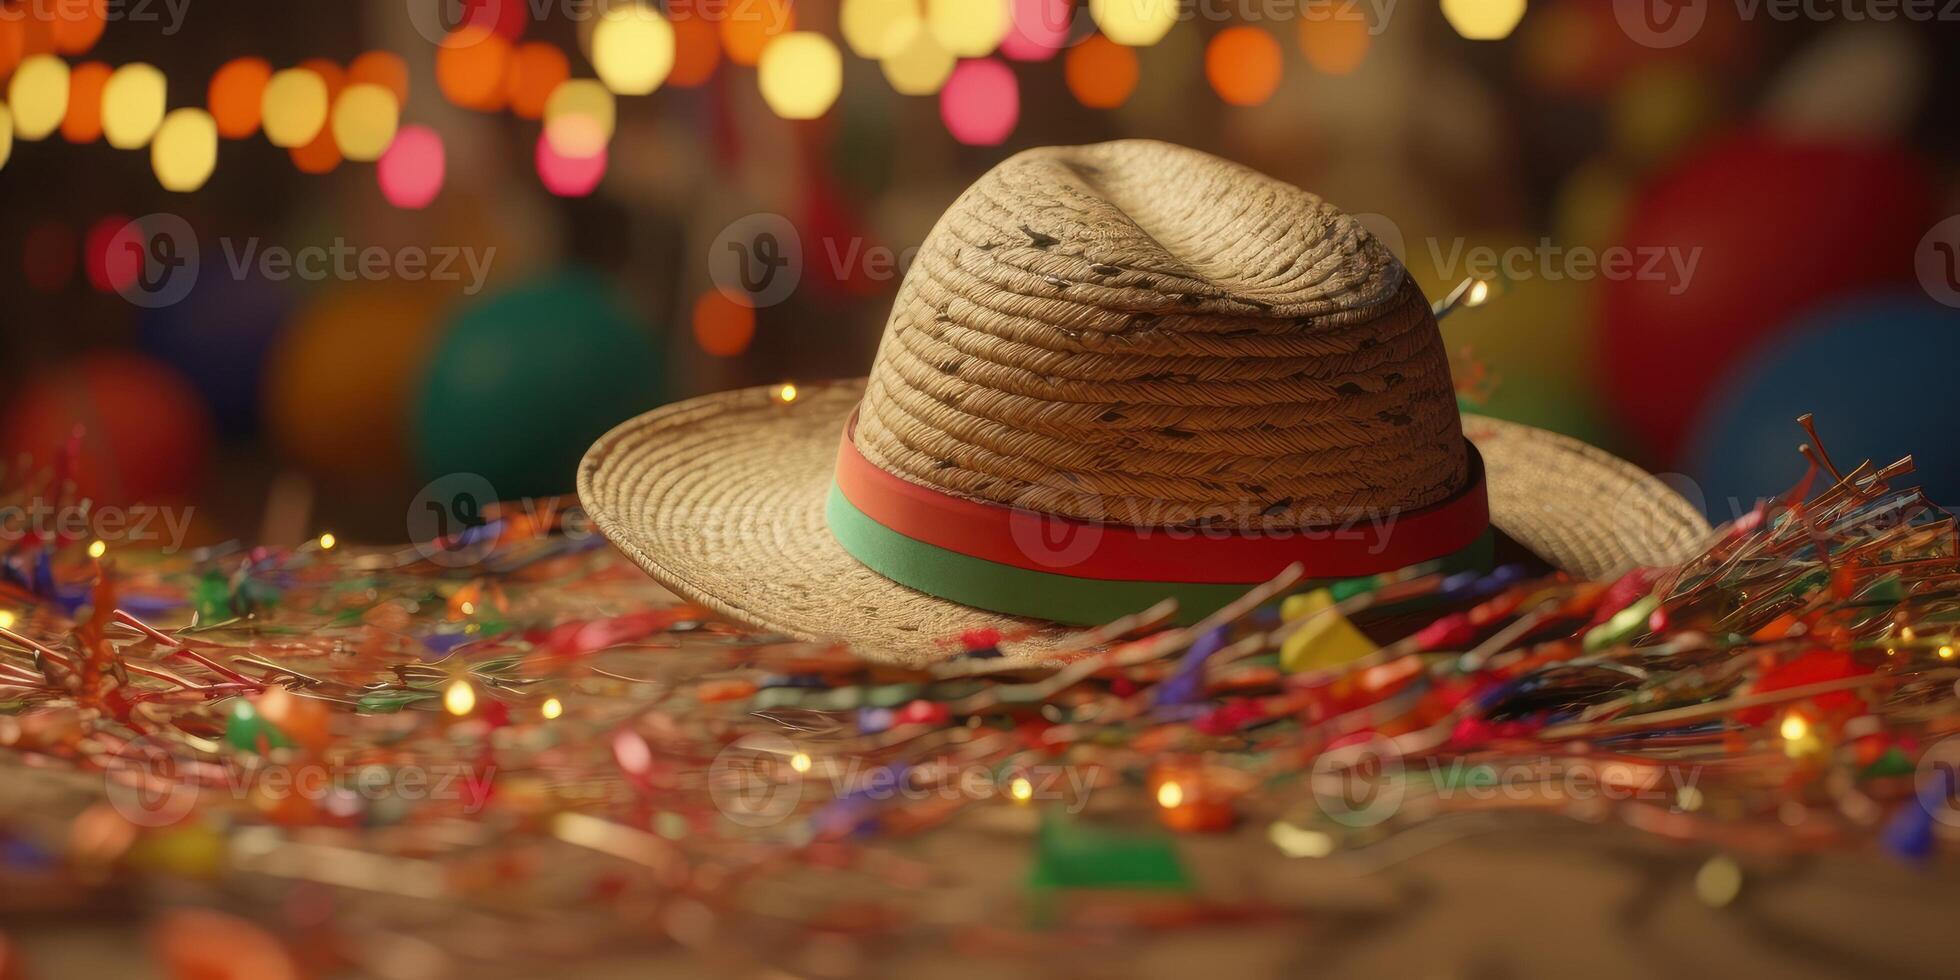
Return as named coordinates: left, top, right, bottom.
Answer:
left=413, top=269, right=666, bottom=499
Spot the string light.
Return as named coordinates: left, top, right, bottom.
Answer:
left=9, top=55, right=71, bottom=142
left=443, top=679, right=477, bottom=716
left=330, top=83, right=400, bottom=162
left=774, top=383, right=799, bottom=404
left=260, top=67, right=329, bottom=148
left=1940, top=645, right=1955, bottom=661
left=151, top=107, right=217, bottom=191
left=926, top=0, right=1009, bottom=58
left=757, top=31, right=842, bottom=120
left=1779, top=712, right=1808, bottom=742
left=0, top=611, right=13, bottom=630
left=377, top=124, right=446, bottom=209
left=789, top=751, right=813, bottom=774
left=1088, top=0, right=1178, bottom=46
left=880, top=22, right=955, bottom=96
left=593, top=3, right=675, bottom=95
left=102, top=62, right=167, bottom=149
left=1009, top=776, right=1033, bottom=802
left=87, top=540, right=107, bottom=559
left=541, top=697, right=564, bottom=720
left=318, top=532, right=337, bottom=550
left=1441, top=0, right=1528, bottom=41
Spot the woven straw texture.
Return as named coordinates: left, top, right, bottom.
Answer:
left=857, top=140, right=1468, bottom=529
left=579, top=381, right=1712, bottom=664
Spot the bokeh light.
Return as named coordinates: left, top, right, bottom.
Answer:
left=151, top=108, right=218, bottom=192
left=1205, top=27, right=1282, bottom=106
left=506, top=41, right=570, bottom=118
left=593, top=3, right=675, bottom=95
left=348, top=50, right=410, bottom=103
left=290, top=59, right=347, bottom=174
left=881, top=22, right=955, bottom=96
left=543, top=79, right=616, bottom=158
left=940, top=58, right=1018, bottom=145
left=1088, top=0, right=1177, bottom=47
left=332, top=83, right=400, bottom=162
left=9, top=55, right=71, bottom=142
left=1065, top=34, right=1137, bottom=108
left=926, top=0, right=1009, bottom=58
left=693, top=290, right=756, bottom=356
left=102, top=63, right=168, bottom=149
left=0, top=105, right=11, bottom=171
left=841, top=0, right=919, bottom=59
left=536, top=131, right=607, bottom=197
left=1299, top=11, right=1372, bottom=75
left=209, top=57, right=271, bottom=139
left=377, top=124, right=446, bottom=209
left=667, top=14, right=722, bottom=87
left=51, top=0, right=107, bottom=55
left=84, top=213, right=134, bottom=293
left=720, top=0, right=792, bottom=66
left=437, top=25, right=513, bottom=110
left=1441, top=0, right=1527, bottom=41
left=758, top=32, right=843, bottom=120
left=260, top=67, right=330, bottom=148
left=61, top=61, right=108, bottom=143
left=1000, top=0, right=1070, bottom=61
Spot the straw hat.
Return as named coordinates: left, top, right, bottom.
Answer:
left=581, top=141, right=1709, bottom=662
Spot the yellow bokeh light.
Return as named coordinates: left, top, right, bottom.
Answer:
left=1441, top=0, right=1528, bottom=40
left=1009, top=777, right=1033, bottom=802
left=926, top=0, right=1009, bottom=58
left=880, top=21, right=955, bottom=96
left=318, top=532, right=337, bottom=550
left=101, top=63, right=167, bottom=149
left=841, top=0, right=920, bottom=59
left=789, top=751, right=812, bottom=773
left=775, top=382, right=799, bottom=403
left=261, top=68, right=330, bottom=148
left=0, top=106, right=11, bottom=171
left=331, top=83, right=400, bottom=162
left=151, top=107, right=217, bottom=192
left=541, top=697, right=563, bottom=720
left=444, top=678, right=477, bottom=716
left=9, top=56, right=72, bottom=142
left=592, top=2, right=676, bottom=95
left=88, top=540, right=107, bottom=559
left=0, top=610, right=14, bottom=630
left=1778, top=712, right=1808, bottom=742
left=1089, top=0, right=1179, bottom=47
left=1156, top=780, right=1184, bottom=809
left=542, top=79, right=616, bottom=157
left=757, top=32, right=842, bottom=120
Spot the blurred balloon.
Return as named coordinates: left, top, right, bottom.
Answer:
left=1688, top=294, right=1960, bottom=517
left=1597, top=132, right=1933, bottom=463
left=138, top=268, right=292, bottom=436
left=1763, top=22, right=1926, bottom=141
left=1, top=352, right=213, bottom=505
left=413, top=269, right=665, bottom=499
left=264, top=284, right=446, bottom=483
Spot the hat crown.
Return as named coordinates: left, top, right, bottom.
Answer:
left=854, top=140, right=1468, bottom=528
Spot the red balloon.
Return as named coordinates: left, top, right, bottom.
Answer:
left=1, top=353, right=214, bottom=505
left=1597, top=132, right=1933, bottom=462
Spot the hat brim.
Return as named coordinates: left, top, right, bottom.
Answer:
left=578, top=381, right=1710, bottom=664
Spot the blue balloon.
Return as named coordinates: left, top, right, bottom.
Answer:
left=138, top=265, right=292, bottom=436
left=1687, top=293, right=1960, bottom=521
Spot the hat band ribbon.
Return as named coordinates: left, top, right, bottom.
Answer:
left=830, top=415, right=1489, bottom=586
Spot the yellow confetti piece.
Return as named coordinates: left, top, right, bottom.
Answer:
left=1279, top=590, right=1376, bottom=673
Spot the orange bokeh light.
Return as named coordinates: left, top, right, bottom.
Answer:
left=61, top=61, right=109, bottom=143
left=1206, top=26, right=1283, bottom=106
left=505, top=42, right=569, bottom=119
left=1299, top=11, right=1370, bottom=75
left=667, top=13, right=721, bottom=88
left=693, top=290, right=756, bottom=357
left=291, top=60, right=345, bottom=174
left=437, top=25, right=513, bottom=111
left=718, top=0, right=792, bottom=67
left=209, top=57, right=272, bottom=139
left=1065, top=35, right=1139, bottom=109
left=349, top=50, right=410, bottom=103
left=51, top=0, right=107, bottom=55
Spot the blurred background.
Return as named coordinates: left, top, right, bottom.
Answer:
left=3, top=0, right=1958, bottom=547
